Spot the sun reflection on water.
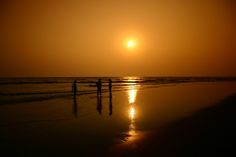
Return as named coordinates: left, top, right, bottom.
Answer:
left=124, top=80, right=140, bottom=143
left=128, top=86, right=137, bottom=104
left=129, top=106, right=135, bottom=120
left=128, top=106, right=136, bottom=140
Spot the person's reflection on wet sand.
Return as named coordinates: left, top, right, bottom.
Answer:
left=109, top=96, right=112, bottom=116
left=73, top=94, right=78, bottom=117
left=97, top=95, right=102, bottom=115
left=109, top=79, right=112, bottom=116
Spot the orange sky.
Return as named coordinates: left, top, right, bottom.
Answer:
left=1, top=0, right=236, bottom=77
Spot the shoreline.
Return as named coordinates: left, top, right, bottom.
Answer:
left=110, top=92, right=236, bottom=157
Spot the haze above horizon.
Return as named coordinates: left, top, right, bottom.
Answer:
left=1, top=0, right=236, bottom=77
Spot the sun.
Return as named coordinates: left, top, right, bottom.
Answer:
left=127, top=40, right=136, bottom=48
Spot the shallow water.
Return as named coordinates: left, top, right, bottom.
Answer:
left=0, top=77, right=236, bottom=156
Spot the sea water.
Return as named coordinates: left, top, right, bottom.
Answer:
left=0, top=77, right=236, bottom=156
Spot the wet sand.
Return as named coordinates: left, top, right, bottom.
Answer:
left=0, top=79, right=236, bottom=157
left=110, top=93, right=236, bottom=157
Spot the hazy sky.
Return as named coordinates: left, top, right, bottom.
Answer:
left=1, top=0, right=236, bottom=77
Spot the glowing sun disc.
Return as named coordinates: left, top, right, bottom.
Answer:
left=127, top=40, right=136, bottom=48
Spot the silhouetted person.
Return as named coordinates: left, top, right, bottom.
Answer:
left=109, top=79, right=113, bottom=116
left=98, top=79, right=102, bottom=93
left=96, top=79, right=102, bottom=115
left=109, top=79, right=112, bottom=97
left=96, top=82, right=99, bottom=96
left=72, top=80, right=78, bottom=96
left=96, top=79, right=102, bottom=95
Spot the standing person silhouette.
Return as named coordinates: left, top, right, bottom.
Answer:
left=98, top=79, right=102, bottom=94
left=96, top=79, right=102, bottom=115
left=72, top=80, right=77, bottom=96
left=109, top=79, right=112, bottom=115
left=109, top=79, right=112, bottom=97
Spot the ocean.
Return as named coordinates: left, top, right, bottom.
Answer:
left=0, top=77, right=236, bottom=156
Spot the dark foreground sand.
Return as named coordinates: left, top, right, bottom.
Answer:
left=109, top=93, right=236, bottom=157
left=1, top=90, right=236, bottom=157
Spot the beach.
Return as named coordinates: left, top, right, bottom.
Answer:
left=0, top=77, right=236, bottom=156
left=110, top=86, right=236, bottom=157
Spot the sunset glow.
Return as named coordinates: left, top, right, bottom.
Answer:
left=1, top=0, right=235, bottom=77
left=1, top=0, right=236, bottom=156
left=127, top=40, right=136, bottom=48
